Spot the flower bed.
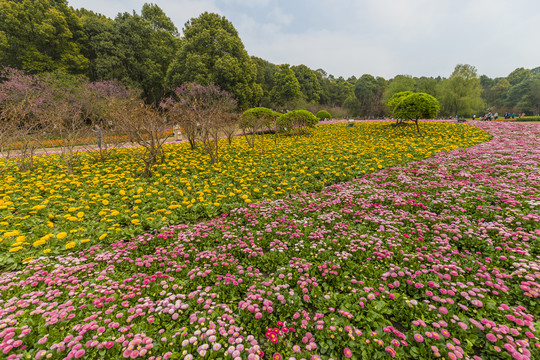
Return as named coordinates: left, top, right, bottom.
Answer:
left=0, top=121, right=538, bottom=359
left=0, top=122, right=490, bottom=266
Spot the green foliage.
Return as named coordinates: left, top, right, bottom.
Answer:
left=387, top=91, right=414, bottom=108
left=414, top=76, right=438, bottom=97
left=165, top=12, right=262, bottom=109
left=354, top=74, right=386, bottom=118
left=240, top=107, right=280, bottom=130
left=439, top=64, right=484, bottom=117
left=507, top=67, right=531, bottom=86
left=270, top=64, right=302, bottom=107
left=292, top=64, right=323, bottom=103
left=251, top=56, right=279, bottom=107
left=316, top=110, right=332, bottom=120
left=0, top=0, right=88, bottom=74
left=276, top=110, right=318, bottom=135
left=393, top=93, right=440, bottom=121
left=342, top=95, right=362, bottom=117
left=79, top=5, right=179, bottom=103
left=383, top=75, right=415, bottom=104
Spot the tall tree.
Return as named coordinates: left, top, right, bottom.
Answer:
left=414, top=77, right=438, bottom=97
left=0, top=0, right=88, bottom=73
left=439, top=64, right=484, bottom=117
left=507, top=67, right=531, bottom=86
left=166, top=12, right=262, bottom=109
left=252, top=56, right=278, bottom=106
left=354, top=74, right=385, bottom=118
left=79, top=5, right=178, bottom=103
left=383, top=75, right=415, bottom=104
left=270, top=64, right=302, bottom=107
left=292, top=64, right=322, bottom=103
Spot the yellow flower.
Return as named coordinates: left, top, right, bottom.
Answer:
left=102, top=200, right=109, bottom=206
left=65, top=241, right=76, bottom=249
left=99, top=233, right=107, bottom=240
left=77, top=212, right=84, bottom=218
left=56, top=232, right=68, bottom=239
left=43, top=249, right=51, bottom=253
left=9, top=246, right=22, bottom=253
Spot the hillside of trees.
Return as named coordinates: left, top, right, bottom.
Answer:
left=1, top=0, right=539, bottom=117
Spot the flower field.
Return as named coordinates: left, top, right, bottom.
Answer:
left=0, top=122, right=490, bottom=267
left=1, top=121, right=538, bottom=360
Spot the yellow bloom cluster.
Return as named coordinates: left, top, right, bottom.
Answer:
left=0, top=122, right=490, bottom=262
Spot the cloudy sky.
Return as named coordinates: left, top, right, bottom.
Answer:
left=68, top=0, right=540, bottom=79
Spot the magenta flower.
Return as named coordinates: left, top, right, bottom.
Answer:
left=344, top=348, right=353, bottom=358
left=385, top=346, right=396, bottom=358
left=413, top=334, right=424, bottom=342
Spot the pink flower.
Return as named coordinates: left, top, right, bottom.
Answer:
left=413, top=334, right=424, bottom=342
left=385, top=346, right=396, bottom=358
left=486, top=333, right=497, bottom=342
left=74, top=349, right=85, bottom=358
left=344, top=348, right=353, bottom=358
left=273, top=353, right=282, bottom=360
left=439, top=306, right=448, bottom=314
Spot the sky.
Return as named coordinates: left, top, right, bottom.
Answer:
left=67, top=0, right=540, bottom=79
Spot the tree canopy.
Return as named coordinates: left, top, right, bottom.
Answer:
left=166, top=12, right=261, bottom=109
left=391, top=92, right=440, bottom=132
left=0, top=0, right=88, bottom=73
left=439, top=64, right=484, bottom=117
left=270, top=64, right=302, bottom=107
left=0, top=1, right=538, bottom=116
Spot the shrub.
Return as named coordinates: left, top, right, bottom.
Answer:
left=240, top=107, right=280, bottom=131
left=518, top=116, right=540, bottom=122
left=240, top=107, right=281, bottom=148
left=316, top=110, right=332, bottom=120
left=276, top=110, right=318, bottom=138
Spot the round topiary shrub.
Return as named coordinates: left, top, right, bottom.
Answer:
left=316, top=110, right=332, bottom=121
left=276, top=110, right=319, bottom=136
left=240, top=107, right=280, bottom=131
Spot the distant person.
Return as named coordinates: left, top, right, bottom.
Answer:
left=92, top=125, right=105, bottom=150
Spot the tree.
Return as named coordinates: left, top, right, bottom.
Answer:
left=326, top=76, right=354, bottom=108
left=383, top=75, right=415, bottom=104
left=504, top=74, right=540, bottom=114
left=355, top=74, right=384, bottom=118
left=270, top=64, right=302, bottom=107
left=0, top=0, right=88, bottom=74
left=251, top=56, right=279, bottom=107
left=79, top=5, right=179, bottom=103
left=414, top=77, right=438, bottom=97
left=166, top=12, right=261, bottom=109
left=240, top=107, right=280, bottom=149
left=0, top=68, right=54, bottom=171
left=109, top=99, right=169, bottom=177
left=391, top=93, right=439, bottom=133
left=507, top=67, right=531, bottom=86
left=162, top=83, right=237, bottom=163
left=315, top=110, right=332, bottom=121
left=292, top=64, right=322, bottom=103
left=439, top=64, right=484, bottom=117
left=387, top=91, right=413, bottom=125
left=275, top=110, right=318, bottom=139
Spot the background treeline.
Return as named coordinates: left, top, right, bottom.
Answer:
left=1, top=0, right=539, bottom=117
